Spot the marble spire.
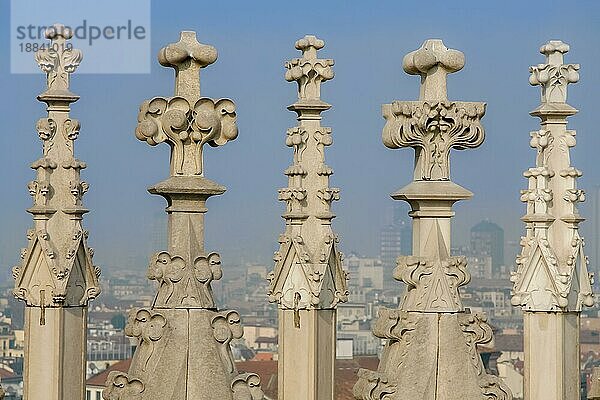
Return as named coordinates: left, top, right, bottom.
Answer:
left=103, top=31, right=263, bottom=400
left=353, top=39, right=512, bottom=400
left=267, top=35, right=348, bottom=400
left=511, top=40, right=594, bottom=400
left=12, top=23, right=101, bottom=400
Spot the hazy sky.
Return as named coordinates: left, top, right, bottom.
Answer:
left=1, top=0, right=600, bottom=275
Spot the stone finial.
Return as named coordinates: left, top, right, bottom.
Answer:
left=403, top=39, right=464, bottom=101
left=512, top=40, right=593, bottom=313
left=285, top=35, right=334, bottom=102
left=158, top=31, right=217, bottom=102
left=529, top=40, right=579, bottom=104
left=14, top=26, right=100, bottom=309
left=135, top=31, right=236, bottom=176
left=355, top=39, right=511, bottom=400
left=382, top=39, right=484, bottom=181
left=15, top=25, right=99, bottom=400
left=34, top=23, right=82, bottom=96
left=269, top=36, right=347, bottom=313
left=512, top=42, right=592, bottom=399
left=270, top=36, right=347, bottom=400
left=109, top=31, right=262, bottom=400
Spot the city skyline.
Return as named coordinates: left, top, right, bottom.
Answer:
left=1, top=1, right=600, bottom=275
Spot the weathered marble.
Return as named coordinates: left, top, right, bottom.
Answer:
left=267, top=35, right=348, bottom=400
left=104, top=31, right=263, bottom=400
left=511, top=40, right=594, bottom=400
left=12, top=24, right=101, bottom=400
left=353, top=39, right=512, bottom=400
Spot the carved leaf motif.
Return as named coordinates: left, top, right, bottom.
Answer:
left=63, top=118, right=80, bottom=141
left=193, top=98, right=238, bottom=146
left=135, top=96, right=237, bottom=175
left=284, top=35, right=334, bottom=101
left=36, top=118, right=56, bottom=141
left=529, top=63, right=579, bottom=103
left=31, top=157, right=57, bottom=170
left=212, top=310, right=243, bottom=343
left=192, top=252, right=222, bottom=306
left=458, top=313, right=493, bottom=375
left=352, top=369, right=396, bottom=400
left=35, top=43, right=82, bottom=92
left=212, top=310, right=243, bottom=373
left=62, top=48, right=83, bottom=73
left=479, top=374, right=513, bottom=400
left=286, top=127, right=308, bottom=165
left=383, top=101, right=485, bottom=180
left=147, top=251, right=186, bottom=303
left=193, top=252, right=222, bottom=283
left=125, top=309, right=167, bottom=341
left=395, top=255, right=469, bottom=311
left=124, top=308, right=167, bottom=372
left=103, top=371, right=145, bottom=400
left=231, top=373, right=264, bottom=400
left=35, top=50, right=58, bottom=74
left=372, top=308, right=418, bottom=340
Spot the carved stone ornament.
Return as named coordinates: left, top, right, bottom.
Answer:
left=512, top=40, right=594, bottom=312
left=231, top=373, right=264, bottom=400
left=135, top=31, right=237, bottom=176
left=268, top=233, right=348, bottom=310
left=109, top=31, right=262, bottom=400
left=285, top=35, right=334, bottom=101
left=16, top=24, right=100, bottom=400
left=382, top=40, right=485, bottom=181
left=269, top=36, right=347, bottom=400
left=354, top=39, right=511, bottom=400
left=103, top=371, right=145, bottom=400
left=212, top=310, right=243, bottom=373
left=269, top=36, right=348, bottom=313
left=135, top=97, right=237, bottom=176
left=147, top=250, right=222, bottom=308
left=15, top=24, right=100, bottom=309
left=34, top=24, right=82, bottom=96
left=13, top=226, right=100, bottom=307
left=383, top=100, right=485, bottom=180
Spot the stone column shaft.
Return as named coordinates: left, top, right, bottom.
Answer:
left=512, top=40, right=594, bottom=400
left=12, top=24, right=101, bottom=400
left=103, top=31, right=263, bottom=400
left=268, top=35, right=348, bottom=400
left=353, top=39, right=512, bottom=400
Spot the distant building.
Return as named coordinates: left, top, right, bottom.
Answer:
left=379, top=205, right=412, bottom=275
left=589, top=186, right=600, bottom=288
left=466, top=254, right=493, bottom=280
left=344, top=254, right=384, bottom=290
left=470, top=220, right=504, bottom=278
left=247, top=265, right=268, bottom=281
left=85, top=357, right=383, bottom=400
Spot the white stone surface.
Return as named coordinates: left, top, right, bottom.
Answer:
left=12, top=24, right=101, bottom=400
left=511, top=40, right=595, bottom=400
left=267, top=35, right=348, bottom=400
left=103, top=31, right=263, bottom=400
left=353, top=39, right=512, bottom=400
